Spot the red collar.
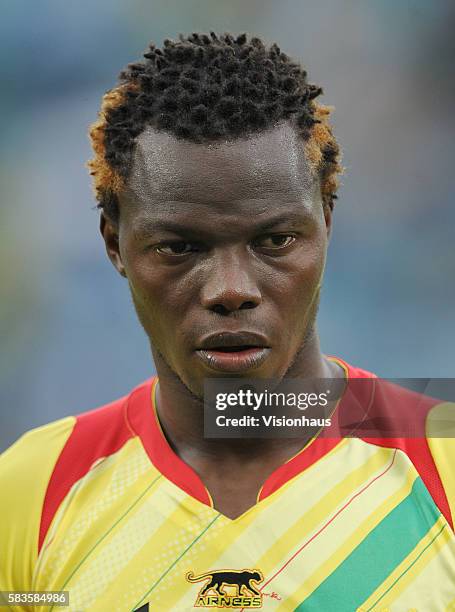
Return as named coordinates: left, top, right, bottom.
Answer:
left=126, top=356, right=373, bottom=507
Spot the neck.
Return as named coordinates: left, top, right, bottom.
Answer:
left=150, top=330, right=344, bottom=463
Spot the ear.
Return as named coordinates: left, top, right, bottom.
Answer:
left=323, top=202, right=333, bottom=242
left=99, top=212, right=127, bottom=277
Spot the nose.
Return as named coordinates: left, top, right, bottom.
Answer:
left=200, top=247, right=262, bottom=315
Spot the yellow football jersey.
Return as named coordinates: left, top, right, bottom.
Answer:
left=1, top=357, right=455, bottom=611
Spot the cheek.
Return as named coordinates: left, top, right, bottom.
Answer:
left=127, top=279, right=162, bottom=338
left=121, top=252, right=168, bottom=327
left=124, top=256, right=195, bottom=338
left=267, top=241, right=326, bottom=313
left=127, top=275, right=186, bottom=363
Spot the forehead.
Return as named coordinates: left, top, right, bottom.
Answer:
left=121, top=122, right=318, bottom=220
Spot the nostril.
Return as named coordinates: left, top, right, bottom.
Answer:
left=212, top=304, right=230, bottom=316
left=212, top=301, right=257, bottom=315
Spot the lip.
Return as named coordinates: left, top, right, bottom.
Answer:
left=195, top=331, right=271, bottom=373
left=197, top=331, right=270, bottom=350
left=195, top=347, right=271, bottom=373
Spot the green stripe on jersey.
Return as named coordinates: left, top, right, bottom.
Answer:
left=295, top=477, right=441, bottom=612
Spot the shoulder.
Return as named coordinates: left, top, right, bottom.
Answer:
left=426, top=402, right=455, bottom=530
left=333, top=356, right=455, bottom=530
left=0, top=416, right=76, bottom=590
left=0, top=415, right=77, bottom=504
left=0, top=378, right=154, bottom=591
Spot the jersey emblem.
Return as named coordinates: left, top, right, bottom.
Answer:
left=186, top=568, right=264, bottom=608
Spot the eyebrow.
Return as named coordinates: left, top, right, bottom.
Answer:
left=132, top=211, right=311, bottom=237
left=252, top=212, right=311, bottom=232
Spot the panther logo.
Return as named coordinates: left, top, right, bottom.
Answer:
left=186, top=568, right=264, bottom=608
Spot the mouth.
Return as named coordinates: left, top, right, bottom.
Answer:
left=195, top=332, right=271, bottom=373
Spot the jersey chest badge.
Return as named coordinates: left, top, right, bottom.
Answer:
left=186, top=568, right=264, bottom=608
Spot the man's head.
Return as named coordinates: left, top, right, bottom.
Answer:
left=88, top=33, right=343, bottom=397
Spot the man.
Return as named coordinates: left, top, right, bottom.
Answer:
left=1, top=32, right=454, bottom=611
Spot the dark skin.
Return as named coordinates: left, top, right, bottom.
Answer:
left=101, top=121, right=344, bottom=519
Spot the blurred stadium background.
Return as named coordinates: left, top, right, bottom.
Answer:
left=1, top=0, right=454, bottom=451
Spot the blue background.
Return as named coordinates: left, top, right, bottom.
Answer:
left=1, top=0, right=454, bottom=451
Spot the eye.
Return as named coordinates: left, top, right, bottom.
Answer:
left=253, top=234, right=296, bottom=250
left=155, top=241, right=199, bottom=256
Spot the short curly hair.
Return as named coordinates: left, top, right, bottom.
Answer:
left=88, top=32, right=342, bottom=222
